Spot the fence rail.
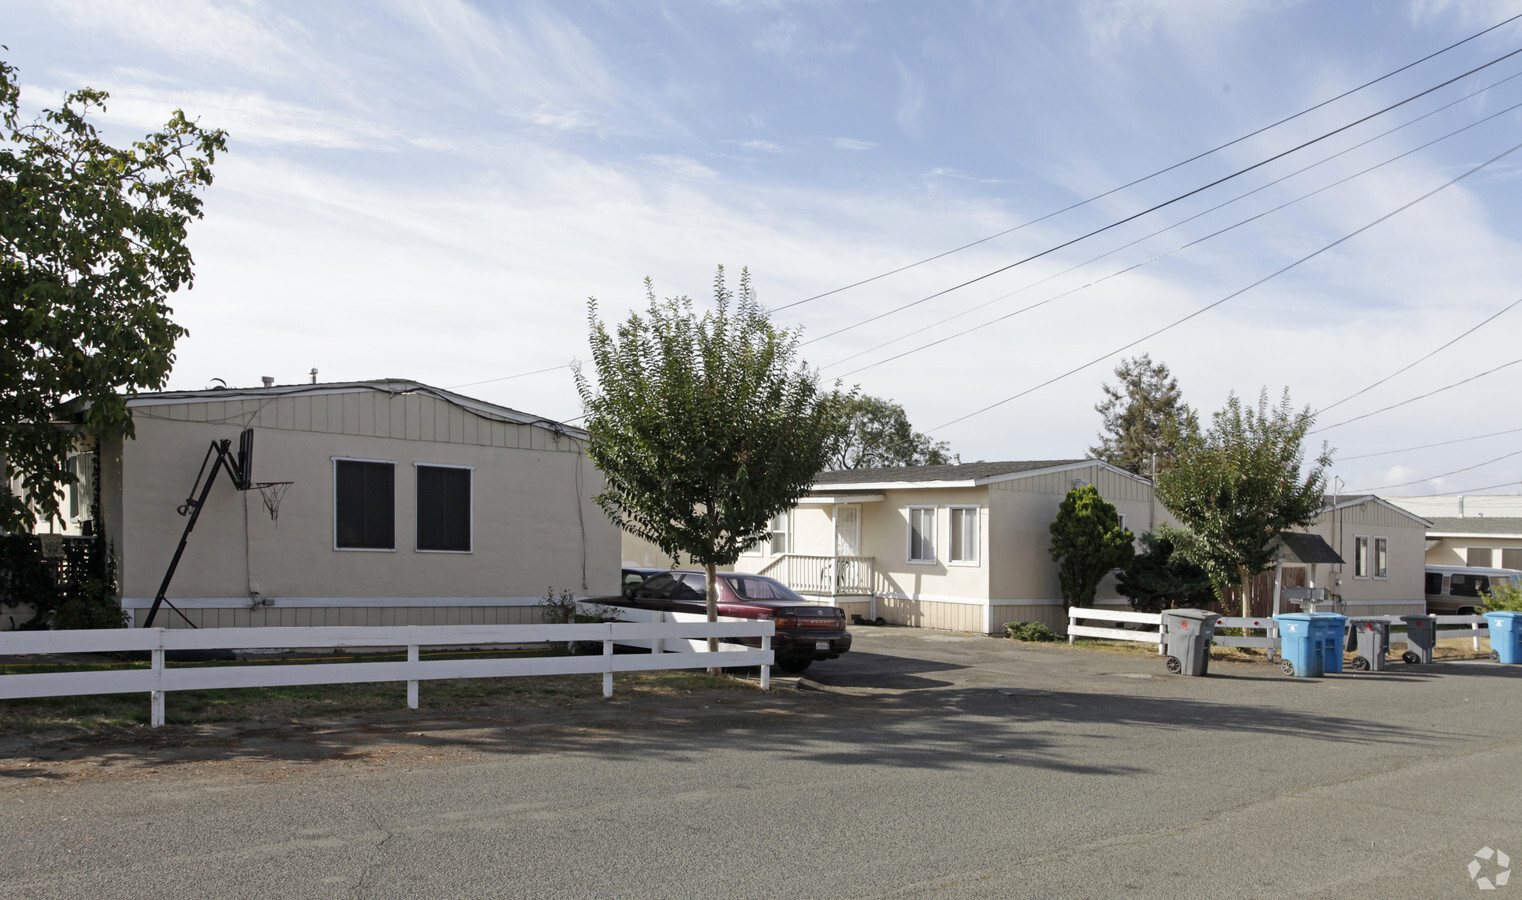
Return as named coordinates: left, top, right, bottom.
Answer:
left=1066, top=608, right=1493, bottom=658
left=0, top=621, right=775, bottom=727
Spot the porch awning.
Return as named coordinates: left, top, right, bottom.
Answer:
left=1275, top=532, right=1344, bottom=565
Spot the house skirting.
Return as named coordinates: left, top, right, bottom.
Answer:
left=120, top=596, right=548, bottom=629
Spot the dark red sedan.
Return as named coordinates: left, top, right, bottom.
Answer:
left=613, top=570, right=851, bottom=673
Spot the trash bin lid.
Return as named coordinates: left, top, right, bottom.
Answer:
left=1162, top=608, right=1220, bottom=623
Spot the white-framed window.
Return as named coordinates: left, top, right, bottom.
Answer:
left=1373, top=536, right=1388, bottom=579
left=415, top=463, right=473, bottom=553
left=767, top=511, right=790, bottom=556
left=907, top=506, right=936, bottom=564
left=948, top=505, right=980, bottom=565
left=66, top=451, right=95, bottom=521
left=1353, top=535, right=1369, bottom=578
left=334, top=457, right=395, bottom=551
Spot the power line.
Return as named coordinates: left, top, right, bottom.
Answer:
left=774, top=11, right=1522, bottom=313
left=797, top=43, right=1522, bottom=348
left=1316, top=297, right=1522, bottom=415
left=1313, top=357, right=1522, bottom=434
left=1340, top=426, right=1522, bottom=460
left=1350, top=448, right=1522, bottom=491
left=1386, top=477, right=1522, bottom=497
left=447, top=363, right=570, bottom=390
left=823, top=68, right=1522, bottom=375
left=926, top=137, right=1522, bottom=434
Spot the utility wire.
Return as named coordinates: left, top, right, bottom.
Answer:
left=1316, top=297, right=1522, bottom=414
left=447, top=363, right=569, bottom=390
left=1386, top=477, right=1522, bottom=497
left=1313, top=357, right=1522, bottom=433
left=842, top=100, right=1522, bottom=379
left=1350, top=448, right=1522, bottom=491
left=798, top=43, right=1522, bottom=348
left=926, top=137, right=1522, bottom=434
left=824, top=69, right=1522, bottom=374
left=775, top=11, right=1522, bottom=313
left=1340, top=426, right=1522, bottom=460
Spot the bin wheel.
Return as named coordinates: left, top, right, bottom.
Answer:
left=1493, top=650, right=1502, bottom=663
left=1402, top=651, right=1420, bottom=665
left=1352, top=657, right=1370, bottom=671
left=1280, top=660, right=1295, bottom=676
left=1165, top=656, right=1182, bottom=675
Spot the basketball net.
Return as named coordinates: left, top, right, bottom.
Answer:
left=252, top=482, right=293, bottom=523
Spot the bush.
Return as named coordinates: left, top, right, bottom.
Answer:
left=1005, top=621, right=1059, bottom=642
left=537, top=587, right=622, bottom=654
left=1484, top=581, right=1522, bottom=612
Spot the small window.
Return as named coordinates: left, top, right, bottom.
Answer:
left=334, top=459, right=395, bottom=550
left=1373, top=537, right=1388, bottom=579
left=768, top=512, right=789, bottom=555
left=1353, top=536, right=1369, bottom=578
left=1467, top=547, right=1496, bottom=568
left=416, top=464, right=472, bottom=552
left=907, top=506, right=936, bottom=564
left=66, top=451, right=95, bottom=520
left=1425, top=572, right=1443, bottom=596
left=949, top=506, right=979, bottom=565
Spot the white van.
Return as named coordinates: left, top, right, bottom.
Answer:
left=1424, top=565, right=1522, bottom=615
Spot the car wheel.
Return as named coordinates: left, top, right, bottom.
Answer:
left=776, top=657, right=812, bottom=674
left=1458, top=607, right=1476, bottom=617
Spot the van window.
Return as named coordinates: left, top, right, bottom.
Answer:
left=1450, top=573, right=1490, bottom=598
left=1425, top=572, right=1444, bottom=595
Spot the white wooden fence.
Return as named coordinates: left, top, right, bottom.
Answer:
left=1066, top=608, right=1493, bottom=657
left=0, top=621, right=775, bottom=727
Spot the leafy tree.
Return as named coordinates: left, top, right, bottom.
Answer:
left=574, top=267, right=841, bottom=667
left=1153, top=388, right=1332, bottom=618
left=1484, top=581, right=1522, bottom=613
left=1048, top=483, right=1135, bottom=614
left=829, top=393, right=956, bottom=469
left=1115, top=531, right=1215, bottom=613
left=1090, top=354, right=1188, bottom=476
left=1, top=57, right=226, bottom=532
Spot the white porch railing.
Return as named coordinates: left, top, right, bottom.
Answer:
left=0, top=621, right=774, bottom=727
left=757, top=554, right=874, bottom=597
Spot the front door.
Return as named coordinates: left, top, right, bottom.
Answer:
left=835, top=504, right=860, bottom=557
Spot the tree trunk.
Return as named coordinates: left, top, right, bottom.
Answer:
left=1238, top=565, right=1252, bottom=619
left=705, top=560, right=720, bottom=676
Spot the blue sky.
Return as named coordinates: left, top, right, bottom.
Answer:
left=7, top=0, right=1522, bottom=497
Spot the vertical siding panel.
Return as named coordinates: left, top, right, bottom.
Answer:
left=343, top=392, right=361, bottom=435
left=375, top=396, right=392, bottom=438
left=359, top=392, right=376, bottom=436
left=310, top=395, right=328, bottom=432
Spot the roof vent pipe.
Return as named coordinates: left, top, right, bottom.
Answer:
left=261, top=376, right=275, bottom=388
left=310, top=368, right=318, bottom=384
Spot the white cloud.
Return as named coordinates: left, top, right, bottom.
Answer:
left=642, top=155, right=720, bottom=179
left=833, top=137, right=876, bottom=151
left=89, top=84, right=397, bottom=149
left=736, top=139, right=786, bottom=153
left=894, top=57, right=925, bottom=138
left=41, top=0, right=300, bottom=76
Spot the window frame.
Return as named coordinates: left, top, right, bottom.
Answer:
left=1372, top=536, right=1388, bottom=580
left=1353, top=535, right=1369, bottom=579
left=333, top=457, right=397, bottom=552
left=947, top=505, right=980, bottom=566
left=906, top=505, right=937, bottom=565
left=414, top=462, right=474, bottom=554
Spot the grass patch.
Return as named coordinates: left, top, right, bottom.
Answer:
left=0, top=651, right=760, bottom=736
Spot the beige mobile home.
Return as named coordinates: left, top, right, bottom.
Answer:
left=1386, top=494, right=1522, bottom=570
left=1301, top=494, right=1428, bottom=616
left=82, top=380, right=618, bottom=627
left=722, top=459, right=1163, bottom=634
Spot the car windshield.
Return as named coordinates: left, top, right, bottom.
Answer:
left=722, top=574, right=808, bottom=603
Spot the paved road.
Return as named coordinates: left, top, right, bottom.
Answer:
left=3, top=629, right=1521, bottom=899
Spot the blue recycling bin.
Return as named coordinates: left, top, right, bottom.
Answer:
left=1483, top=611, right=1522, bottom=664
left=1310, top=613, right=1348, bottom=674
left=1275, top=613, right=1324, bottom=677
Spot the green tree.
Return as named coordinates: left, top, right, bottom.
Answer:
left=1153, top=388, right=1332, bottom=618
left=1, top=57, right=226, bottom=532
left=574, top=267, right=842, bottom=667
left=1484, top=581, right=1522, bottom=613
left=1048, top=483, right=1135, bottom=614
left=829, top=394, right=956, bottom=469
left=1115, top=531, right=1215, bottom=613
left=1090, top=354, right=1188, bottom=476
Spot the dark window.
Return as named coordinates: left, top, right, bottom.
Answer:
left=1425, top=572, right=1443, bottom=595
left=335, top=460, right=394, bottom=550
left=416, top=465, right=471, bottom=552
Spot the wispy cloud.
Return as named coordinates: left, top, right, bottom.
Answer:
left=87, top=84, right=398, bottom=150
left=834, top=137, right=876, bottom=151
left=894, top=57, right=925, bottom=138
left=643, top=155, right=720, bottom=179
left=41, top=0, right=301, bottom=76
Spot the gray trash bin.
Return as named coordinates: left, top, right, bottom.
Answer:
left=1161, top=609, right=1219, bottom=676
left=1400, top=614, right=1436, bottom=664
left=1348, top=618, right=1389, bottom=671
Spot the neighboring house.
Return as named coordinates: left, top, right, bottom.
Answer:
left=722, top=459, right=1163, bottom=633
left=1285, top=495, right=1429, bottom=617
left=73, top=379, right=618, bottom=627
left=1386, top=494, right=1522, bottom=570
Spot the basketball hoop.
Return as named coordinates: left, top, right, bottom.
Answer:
left=252, top=482, right=293, bottom=522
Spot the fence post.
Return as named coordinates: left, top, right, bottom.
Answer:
left=603, top=637, right=614, bottom=698
left=760, top=634, right=771, bottom=691
left=150, top=648, right=165, bottom=728
left=652, top=611, right=664, bottom=655
left=407, top=644, right=419, bottom=710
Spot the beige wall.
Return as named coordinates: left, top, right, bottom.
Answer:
left=107, top=390, right=620, bottom=615
left=1425, top=537, right=1522, bottom=569
left=1303, top=500, right=1425, bottom=611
